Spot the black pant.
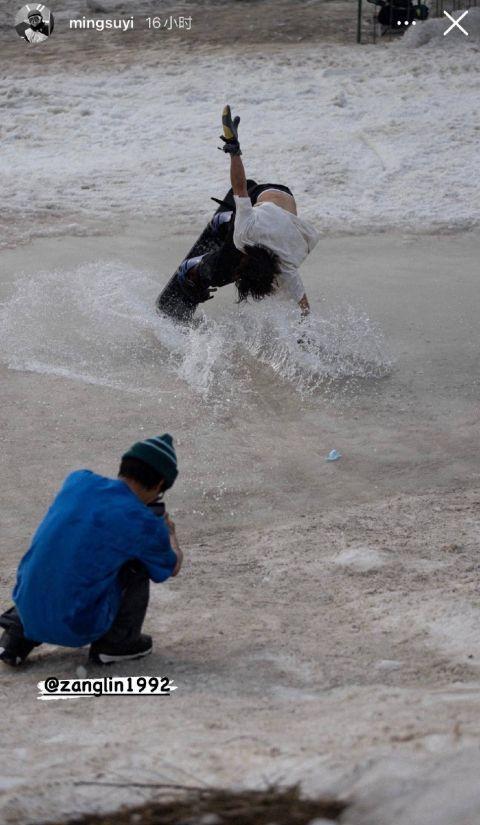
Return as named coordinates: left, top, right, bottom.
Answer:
left=247, top=182, right=294, bottom=204
left=0, top=561, right=150, bottom=651
left=96, top=560, right=149, bottom=647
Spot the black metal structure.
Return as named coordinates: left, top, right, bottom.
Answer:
left=357, top=0, right=477, bottom=43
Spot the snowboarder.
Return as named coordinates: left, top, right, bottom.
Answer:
left=157, top=105, right=320, bottom=321
left=218, top=104, right=320, bottom=315
left=0, top=434, right=182, bottom=666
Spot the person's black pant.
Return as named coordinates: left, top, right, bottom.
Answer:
left=96, top=560, right=150, bottom=648
left=0, top=561, right=150, bottom=652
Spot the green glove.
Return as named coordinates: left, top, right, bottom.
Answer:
left=219, top=104, right=242, bottom=156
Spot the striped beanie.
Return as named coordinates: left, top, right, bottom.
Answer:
left=122, top=433, right=178, bottom=490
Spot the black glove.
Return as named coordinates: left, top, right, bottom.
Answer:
left=197, top=284, right=218, bottom=303
left=219, top=104, right=241, bottom=156
left=181, top=273, right=218, bottom=304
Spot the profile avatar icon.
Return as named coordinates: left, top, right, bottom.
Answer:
left=15, top=4, right=54, bottom=44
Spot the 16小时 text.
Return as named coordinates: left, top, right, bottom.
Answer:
left=69, top=16, right=193, bottom=32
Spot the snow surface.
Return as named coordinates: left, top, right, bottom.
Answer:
left=333, top=545, right=388, bottom=572
left=1, top=8, right=480, bottom=825
left=1, top=15, right=479, bottom=247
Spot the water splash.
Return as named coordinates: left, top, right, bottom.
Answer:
left=0, top=262, right=392, bottom=404
left=235, top=300, right=391, bottom=396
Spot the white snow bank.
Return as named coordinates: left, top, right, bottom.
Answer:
left=346, top=749, right=480, bottom=825
left=1, top=34, right=479, bottom=246
left=422, top=604, right=480, bottom=665
left=402, top=6, right=480, bottom=46
left=333, top=546, right=388, bottom=572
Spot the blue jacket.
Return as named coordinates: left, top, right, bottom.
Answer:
left=13, top=471, right=178, bottom=647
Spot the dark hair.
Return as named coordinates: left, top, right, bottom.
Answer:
left=119, top=457, right=164, bottom=490
left=234, top=244, right=281, bottom=302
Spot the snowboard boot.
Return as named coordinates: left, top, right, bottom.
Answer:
left=88, top=634, right=153, bottom=665
left=0, top=629, right=37, bottom=667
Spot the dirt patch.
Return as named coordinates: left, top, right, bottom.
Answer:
left=48, top=785, right=347, bottom=825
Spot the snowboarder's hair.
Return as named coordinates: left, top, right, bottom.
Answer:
left=119, top=456, right=164, bottom=490
left=235, top=244, right=280, bottom=303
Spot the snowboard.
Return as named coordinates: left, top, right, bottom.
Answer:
left=156, top=179, right=259, bottom=323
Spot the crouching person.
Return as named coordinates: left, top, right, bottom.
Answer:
left=0, top=434, right=182, bottom=667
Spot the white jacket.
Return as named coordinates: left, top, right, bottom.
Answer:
left=233, top=196, right=320, bottom=302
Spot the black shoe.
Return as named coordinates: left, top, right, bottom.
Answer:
left=88, top=634, right=153, bottom=665
left=0, top=630, right=36, bottom=667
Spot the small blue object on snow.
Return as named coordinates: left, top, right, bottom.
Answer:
left=326, top=449, right=342, bottom=462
